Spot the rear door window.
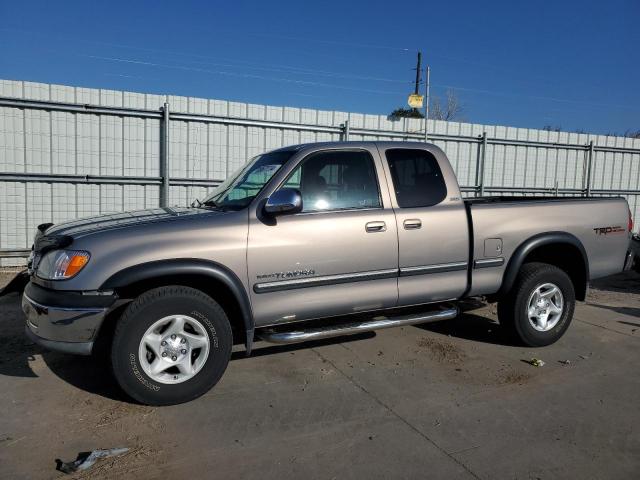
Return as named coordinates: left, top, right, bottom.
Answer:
left=385, top=149, right=447, bottom=208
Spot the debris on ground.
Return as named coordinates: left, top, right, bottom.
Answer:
left=525, top=358, right=545, bottom=367
left=416, top=337, right=465, bottom=364
left=559, top=360, right=572, bottom=365
left=56, top=448, right=130, bottom=474
left=501, top=371, right=531, bottom=384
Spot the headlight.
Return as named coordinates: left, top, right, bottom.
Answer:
left=37, top=250, right=90, bottom=280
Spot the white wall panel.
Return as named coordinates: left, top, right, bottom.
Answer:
left=144, top=118, right=160, bottom=177
left=0, top=107, right=25, bottom=173
left=124, top=184, right=146, bottom=211
left=169, top=121, right=188, bottom=178
left=0, top=182, right=27, bottom=249
left=228, top=125, right=247, bottom=174
left=0, top=80, right=23, bottom=98
left=51, top=111, right=76, bottom=174
left=187, top=122, right=209, bottom=179
left=123, top=117, right=145, bottom=176
left=24, top=110, right=50, bottom=173
left=77, top=184, right=100, bottom=218
left=100, top=116, right=123, bottom=176
left=76, top=114, right=100, bottom=175
left=100, top=184, right=123, bottom=213
left=52, top=183, right=76, bottom=223
left=208, top=123, right=227, bottom=180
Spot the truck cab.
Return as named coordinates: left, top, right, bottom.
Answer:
left=247, top=143, right=468, bottom=325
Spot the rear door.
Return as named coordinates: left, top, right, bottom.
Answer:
left=247, top=146, right=399, bottom=327
left=379, top=146, right=469, bottom=305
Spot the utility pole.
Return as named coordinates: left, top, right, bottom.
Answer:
left=424, top=65, right=430, bottom=141
left=413, top=51, right=422, bottom=114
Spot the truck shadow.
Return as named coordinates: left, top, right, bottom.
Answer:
left=587, top=304, right=640, bottom=319
left=1, top=292, right=511, bottom=402
left=413, top=311, right=513, bottom=346
left=0, top=292, right=378, bottom=401
left=47, top=335, right=376, bottom=401
left=589, top=271, right=640, bottom=294
left=231, top=332, right=376, bottom=361
left=42, top=352, right=128, bottom=401
left=0, top=293, right=135, bottom=401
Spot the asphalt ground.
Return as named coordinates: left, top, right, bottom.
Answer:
left=0, top=270, right=638, bottom=479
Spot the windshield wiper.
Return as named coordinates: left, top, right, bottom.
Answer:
left=201, top=199, right=235, bottom=211
left=202, top=199, right=221, bottom=208
left=193, top=198, right=225, bottom=210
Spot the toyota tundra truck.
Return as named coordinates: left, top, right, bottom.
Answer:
left=16, top=142, right=633, bottom=405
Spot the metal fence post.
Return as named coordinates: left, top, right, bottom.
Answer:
left=585, top=140, right=594, bottom=197
left=341, top=120, right=350, bottom=141
left=476, top=132, right=487, bottom=197
left=160, top=102, right=170, bottom=207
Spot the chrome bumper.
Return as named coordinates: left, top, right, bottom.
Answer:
left=22, top=293, right=107, bottom=355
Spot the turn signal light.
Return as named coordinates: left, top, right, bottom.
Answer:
left=37, top=250, right=91, bottom=280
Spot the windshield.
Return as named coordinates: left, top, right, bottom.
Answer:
left=202, top=150, right=296, bottom=210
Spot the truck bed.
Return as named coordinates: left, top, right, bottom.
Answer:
left=464, top=195, right=621, bottom=205
left=466, top=196, right=630, bottom=297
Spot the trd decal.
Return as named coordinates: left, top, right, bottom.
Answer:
left=593, top=226, right=625, bottom=235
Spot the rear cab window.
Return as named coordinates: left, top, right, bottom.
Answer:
left=385, top=148, right=447, bottom=208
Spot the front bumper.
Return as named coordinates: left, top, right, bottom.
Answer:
left=22, top=282, right=117, bottom=355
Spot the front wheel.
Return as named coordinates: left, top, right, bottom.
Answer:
left=498, top=262, right=575, bottom=347
left=111, top=286, right=232, bottom=405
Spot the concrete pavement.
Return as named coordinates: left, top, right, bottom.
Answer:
left=0, top=272, right=638, bottom=479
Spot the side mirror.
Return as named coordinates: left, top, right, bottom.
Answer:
left=265, top=188, right=303, bottom=216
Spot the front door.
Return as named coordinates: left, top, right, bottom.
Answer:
left=247, top=147, right=399, bottom=327
left=380, top=146, right=469, bottom=306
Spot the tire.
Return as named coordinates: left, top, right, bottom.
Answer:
left=497, top=262, right=575, bottom=347
left=111, top=286, right=232, bottom=405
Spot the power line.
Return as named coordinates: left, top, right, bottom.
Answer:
left=89, top=40, right=411, bottom=84
left=433, top=83, right=638, bottom=111
left=81, top=54, right=408, bottom=96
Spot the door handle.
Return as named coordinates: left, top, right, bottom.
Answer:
left=365, top=221, right=386, bottom=233
left=403, top=219, right=422, bottom=230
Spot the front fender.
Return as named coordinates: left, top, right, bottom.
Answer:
left=101, top=259, right=255, bottom=354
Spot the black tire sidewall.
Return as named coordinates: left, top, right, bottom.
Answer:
left=513, top=266, right=575, bottom=347
left=112, top=288, right=232, bottom=405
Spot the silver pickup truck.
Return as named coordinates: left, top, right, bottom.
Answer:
left=17, top=141, right=633, bottom=405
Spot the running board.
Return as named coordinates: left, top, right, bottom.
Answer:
left=258, top=305, right=458, bottom=345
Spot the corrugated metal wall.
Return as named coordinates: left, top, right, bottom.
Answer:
left=1, top=79, right=639, bottom=266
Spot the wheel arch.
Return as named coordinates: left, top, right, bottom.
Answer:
left=101, top=259, right=255, bottom=354
left=500, top=232, right=589, bottom=301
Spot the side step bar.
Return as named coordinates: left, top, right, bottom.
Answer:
left=258, top=305, right=458, bottom=345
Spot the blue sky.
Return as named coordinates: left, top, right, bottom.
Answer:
left=1, top=0, right=638, bottom=134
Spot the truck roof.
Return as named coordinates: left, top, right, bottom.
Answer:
left=270, top=141, right=439, bottom=153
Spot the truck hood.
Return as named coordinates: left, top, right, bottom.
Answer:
left=44, top=207, right=221, bottom=238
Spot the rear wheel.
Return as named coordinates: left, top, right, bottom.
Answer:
left=498, top=262, right=575, bottom=347
left=111, top=286, right=232, bottom=405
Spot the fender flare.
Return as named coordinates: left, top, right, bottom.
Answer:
left=101, top=259, right=255, bottom=354
left=500, top=231, right=589, bottom=299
